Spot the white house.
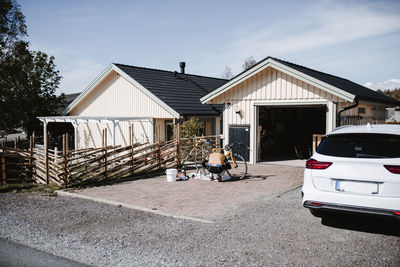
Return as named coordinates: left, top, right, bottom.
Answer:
left=386, top=107, right=400, bottom=123
left=39, top=62, right=226, bottom=149
left=201, top=57, right=400, bottom=164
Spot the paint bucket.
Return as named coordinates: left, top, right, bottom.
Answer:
left=166, top=169, right=177, bottom=182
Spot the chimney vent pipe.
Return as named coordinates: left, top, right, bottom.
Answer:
left=180, top=62, right=186, bottom=74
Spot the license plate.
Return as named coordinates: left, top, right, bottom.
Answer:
left=335, top=180, right=379, bottom=194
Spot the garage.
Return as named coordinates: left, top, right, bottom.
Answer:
left=257, top=106, right=326, bottom=161
left=201, top=57, right=398, bottom=164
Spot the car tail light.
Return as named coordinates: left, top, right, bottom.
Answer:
left=393, top=211, right=400, bottom=216
left=384, top=165, right=400, bottom=174
left=306, top=159, right=332, bottom=169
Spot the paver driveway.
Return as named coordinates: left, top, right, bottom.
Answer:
left=75, top=164, right=304, bottom=220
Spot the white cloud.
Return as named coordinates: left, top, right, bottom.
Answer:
left=364, top=79, right=400, bottom=90
left=222, top=1, right=400, bottom=74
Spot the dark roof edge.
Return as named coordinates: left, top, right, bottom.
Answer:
left=113, top=63, right=229, bottom=82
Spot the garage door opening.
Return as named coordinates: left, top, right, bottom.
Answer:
left=258, top=106, right=326, bottom=161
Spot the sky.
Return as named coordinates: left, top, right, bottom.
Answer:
left=19, top=0, right=400, bottom=95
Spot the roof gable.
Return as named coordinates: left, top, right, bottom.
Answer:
left=201, top=57, right=400, bottom=106
left=64, top=63, right=227, bottom=117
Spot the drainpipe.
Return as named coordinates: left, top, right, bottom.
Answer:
left=337, top=97, right=359, bottom=127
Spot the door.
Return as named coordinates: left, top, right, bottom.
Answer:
left=229, top=126, right=250, bottom=161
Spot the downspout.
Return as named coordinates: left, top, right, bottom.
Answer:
left=336, top=97, right=359, bottom=127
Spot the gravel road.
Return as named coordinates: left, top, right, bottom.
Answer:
left=0, top=189, right=399, bottom=266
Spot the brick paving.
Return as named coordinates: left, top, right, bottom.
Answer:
left=76, top=164, right=304, bottom=220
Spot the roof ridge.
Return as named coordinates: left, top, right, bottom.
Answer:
left=113, top=62, right=228, bottom=81
left=270, top=57, right=359, bottom=84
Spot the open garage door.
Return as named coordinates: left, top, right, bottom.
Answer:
left=258, top=106, right=326, bottom=161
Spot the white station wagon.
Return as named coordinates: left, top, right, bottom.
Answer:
left=302, top=124, right=400, bottom=219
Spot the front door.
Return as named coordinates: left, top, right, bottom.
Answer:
left=228, top=126, right=250, bottom=161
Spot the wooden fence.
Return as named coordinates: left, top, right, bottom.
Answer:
left=0, top=132, right=221, bottom=188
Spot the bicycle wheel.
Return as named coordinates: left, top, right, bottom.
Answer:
left=226, top=154, right=247, bottom=179
left=194, top=149, right=210, bottom=172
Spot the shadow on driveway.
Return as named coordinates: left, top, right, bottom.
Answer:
left=321, top=213, right=400, bottom=237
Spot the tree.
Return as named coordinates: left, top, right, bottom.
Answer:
left=180, top=118, right=205, bottom=138
left=0, top=0, right=62, bottom=135
left=242, top=56, right=257, bottom=71
left=377, top=88, right=400, bottom=101
left=0, top=0, right=26, bottom=51
left=221, top=66, right=233, bottom=79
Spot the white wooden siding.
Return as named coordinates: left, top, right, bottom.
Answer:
left=215, top=68, right=342, bottom=128
left=213, top=67, right=344, bottom=163
left=68, top=70, right=176, bottom=149
left=212, top=68, right=340, bottom=104
left=76, top=119, right=154, bottom=149
left=69, top=71, right=175, bottom=118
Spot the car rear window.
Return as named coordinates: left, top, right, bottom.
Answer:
left=317, top=133, right=400, bottom=158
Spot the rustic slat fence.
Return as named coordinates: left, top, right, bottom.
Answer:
left=0, top=130, right=221, bottom=188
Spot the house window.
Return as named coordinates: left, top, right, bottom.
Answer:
left=165, top=120, right=174, bottom=141
left=358, top=107, right=366, bottom=115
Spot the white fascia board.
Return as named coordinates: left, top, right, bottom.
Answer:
left=200, top=58, right=273, bottom=104
left=201, top=58, right=355, bottom=104
left=62, top=64, right=114, bottom=115
left=62, top=64, right=180, bottom=119
left=112, top=64, right=180, bottom=119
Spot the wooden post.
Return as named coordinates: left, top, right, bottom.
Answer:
left=29, top=136, right=33, bottom=176
left=32, top=132, right=35, bottom=148
left=157, top=142, right=161, bottom=170
left=62, top=134, right=68, bottom=188
left=175, top=124, right=180, bottom=168
left=1, top=148, right=6, bottom=185
left=104, top=129, right=108, bottom=178
left=14, top=138, right=17, bottom=149
left=129, top=126, right=134, bottom=175
left=45, top=133, right=49, bottom=185
left=65, top=133, right=69, bottom=152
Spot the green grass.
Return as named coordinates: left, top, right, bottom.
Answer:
left=0, top=182, right=62, bottom=196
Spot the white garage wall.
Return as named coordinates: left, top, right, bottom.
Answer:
left=211, top=67, right=342, bottom=163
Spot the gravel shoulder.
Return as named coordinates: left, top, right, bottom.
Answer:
left=0, top=189, right=399, bottom=266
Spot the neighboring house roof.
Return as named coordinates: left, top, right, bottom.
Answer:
left=114, top=63, right=227, bottom=116
left=201, top=56, right=400, bottom=106
left=63, top=63, right=227, bottom=118
left=57, top=93, right=80, bottom=115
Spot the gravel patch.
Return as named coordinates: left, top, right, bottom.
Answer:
left=0, top=189, right=399, bottom=266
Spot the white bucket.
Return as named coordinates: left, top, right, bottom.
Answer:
left=166, top=169, right=177, bottom=182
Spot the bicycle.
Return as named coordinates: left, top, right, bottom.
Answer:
left=194, top=142, right=248, bottom=180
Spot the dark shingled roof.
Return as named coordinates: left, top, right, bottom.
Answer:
left=57, top=93, right=80, bottom=115
left=114, top=63, right=227, bottom=116
left=271, top=57, right=400, bottom=105
left=226, top=56, right=399, bottom=105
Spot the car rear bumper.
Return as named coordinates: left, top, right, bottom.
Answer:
left=303, top=200, right=400, bottom=219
